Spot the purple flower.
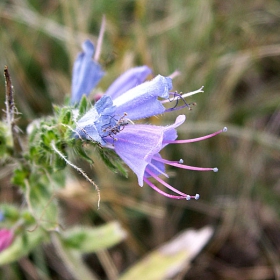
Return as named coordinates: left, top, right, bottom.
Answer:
left=75, top=74, right=174, bottom=143
left=72, top=40, right=225, bottom=200
left=105, top=66, right=152, bottom=99
left=71, top=40, right=105, bottom=104
left=103, top=114, right=226, bottom=200
left=0, top=228, right=13, bottom=252
left=71, top=39, right=153, bottom=105
left=75, top=94, right=226, bottom=199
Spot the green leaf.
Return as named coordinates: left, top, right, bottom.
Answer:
left=62, top=221, right=126, bottom=253
left=72, top=142, right=94, bottom=165
left=78, top=95, right=92, bottom=116
left=61, top=110, right=72, bottom=125
left=99, top=148, right=128, bottom=178
left=12, top=167, right=30, bottom=188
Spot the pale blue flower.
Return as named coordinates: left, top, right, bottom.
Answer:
left=75, top=74, right=173, bottom=143
left=71, top=40, right=105, bottom=104
left=103, top=114, right=226, bottom=200
left=105, top=65, right=152, bottom=99
left=72, top=40, right=226, bottom=200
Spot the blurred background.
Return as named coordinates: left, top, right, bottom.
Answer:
left=1, top=0, right=280, bottom=279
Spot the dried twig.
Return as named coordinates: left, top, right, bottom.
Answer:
left=4, top=66, right=22, bottom=155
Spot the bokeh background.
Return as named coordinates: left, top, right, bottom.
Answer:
left=1, top=0, right=280, bottom=279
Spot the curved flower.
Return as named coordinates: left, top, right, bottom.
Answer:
left=103, top=115, right=226, bottom=199
left=0, top=228, right=13, bottom=252
left=71, top=39, right=153, bottom=105
left=71, top=40, right=105, bottom=104
left=72, top=39, right=225, bottom=200
left=75, top=74, right=174, bottom=143
left=105, top=65, right=152, bottom=100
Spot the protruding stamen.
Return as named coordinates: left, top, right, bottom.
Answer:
left=153, top=156, right=217, bottom=172
left=143, top=177, right=197, bottom=201
left=161, top=86, right=204, bottom=104
left=180, top=86, right=204, bottom=99
left=145, top=169, right=185, bottom=196
left=164, top=127, right=226, bottom=144
left=164, top=92, right=196, bottom=113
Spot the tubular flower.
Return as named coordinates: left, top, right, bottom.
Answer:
left=75, top=74, right=174, bottom=143
left=71, top=39, right=152, bottom=104
left=105, top=65, right=152, bottom=100
left=100, top=115, right=226, bottom=200
left=75, top=98, right=226, bottom=199
left=71, top=40, right=105, bottom=104
left=73, top=40, right=225, bottom=200
left=0, top=228, right=13, bottom=252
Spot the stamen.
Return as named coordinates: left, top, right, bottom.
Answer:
left=145, top=169, right=200, bottom=200
left=180, top=86, right=204, bottom=99
left=163, top=127, right=227, bottom=144
left=164, top=92, right=196, bottom=113
left=146, top=168, right=186, bottom=196
left=161, top=86, right=204, bottom=104
left=144, top=177, right=193, bottom=200
left=179, top=159, right=184, bottom=164
left=153, top=156, right=218, bottom=172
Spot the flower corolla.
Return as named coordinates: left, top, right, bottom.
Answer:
left=72, top=40, right=226, bottom=199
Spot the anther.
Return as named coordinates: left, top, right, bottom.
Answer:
left=179, top=159, right=184, bottom=164
left=213, top=167, right=218, bottom=172
left=223, top=127, right=228, bottom=132
left=185, top=194, right=200, bottom=200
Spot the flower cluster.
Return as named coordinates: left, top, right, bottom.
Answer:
left=71, top=40, right=226, bottom=200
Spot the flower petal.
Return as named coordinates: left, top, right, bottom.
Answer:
left=144, top=153, right=165, bottom=178
left=76, top=95, right=116, bottom=144
left=105, top=66, right=152, bottom=100
left=0, top=229, right=13, bottom=252
left=113, top=75, right=172, bottom=120
left=106, top=115, right=185, bottom=186
left=71, top=40, right=105, bottom=104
